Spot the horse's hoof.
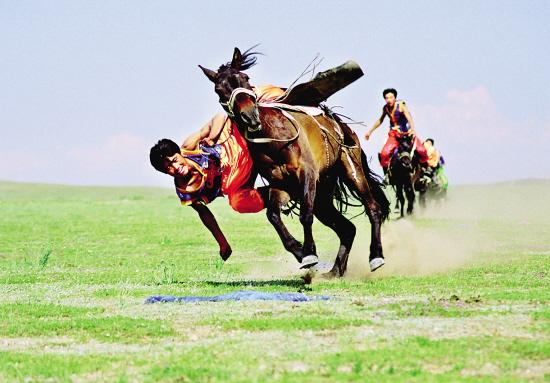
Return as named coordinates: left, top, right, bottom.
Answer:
left=369, top=257, right=385, bottom=272
left=321, top=270, right=338, bottom=279
left=300, top=254, right=319, bottom=269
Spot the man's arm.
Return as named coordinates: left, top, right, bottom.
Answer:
left=191, top=202, right=232, bottom=260
left=181, top=113, right=228, bottom=150
left=365, top=109, right=386, bottom=140
left=402, top=104, right=416, bottom=135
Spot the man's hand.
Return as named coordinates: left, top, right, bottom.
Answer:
left=201, top=138, right=215, bottom=147
left=219, top=243, right=232, bottom=261
left=364, top=131, right=371, bottom=141
left=192, top=203, right=232, bottom=262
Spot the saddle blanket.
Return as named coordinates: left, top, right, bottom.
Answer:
left=145, top=290, right=330, bottom=303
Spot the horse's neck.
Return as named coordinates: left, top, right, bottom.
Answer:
left=391, top=156, right=412, bottom=175
left=248, top=107, right=294, bottom=140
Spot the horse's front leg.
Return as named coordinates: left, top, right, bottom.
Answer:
left=419, top=188, right=427, bottom=208
left=396, top=184, right=405, bottom=218
left=405, top=182, right=415, bottom=215
left=265, top=188, right=304, bottom=263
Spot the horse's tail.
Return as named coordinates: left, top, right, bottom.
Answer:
left=361, top=149, right=390, bottom=222
left=333, top=150, right=390, bottom=222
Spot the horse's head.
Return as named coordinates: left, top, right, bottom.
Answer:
left=395, top=135, right=415, bottom=170
left=199, top=47, right=262, bottom=132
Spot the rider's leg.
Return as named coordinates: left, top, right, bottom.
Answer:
left=227, top=188, right=264, bottom=213
left=380, top=132, right=399, bottom=183
left=380, top=132, right=399, bottom=169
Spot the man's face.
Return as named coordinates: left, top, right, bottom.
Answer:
left=163, top=152, right=194, bottom=178
left=425, top=140, right=433, bottom=149
left=384, top=93, right=396, bottom=107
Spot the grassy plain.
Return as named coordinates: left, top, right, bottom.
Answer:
left=0, top=180, right=548, bottom=382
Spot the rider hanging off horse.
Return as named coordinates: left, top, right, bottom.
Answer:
left=364, top=88, right=431, bottom=184
left=149, top=47, right=389, bottom=276
left=149, top=86, right=286, bottom=261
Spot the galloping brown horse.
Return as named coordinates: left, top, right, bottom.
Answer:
left=199, top=47, right=389, bottom=276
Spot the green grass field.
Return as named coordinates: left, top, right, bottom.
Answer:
left=0, top=180, right=548, bottom=382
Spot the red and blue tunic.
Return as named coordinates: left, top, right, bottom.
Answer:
left=175, top=121, right=264, bottom=213
left=174, top=86, right=286, bottom=212
left=175, top=145, right=223, bottom=206
left=379, top=100, right=429, bottom=168
left=385, top=100, right=410, bottom=134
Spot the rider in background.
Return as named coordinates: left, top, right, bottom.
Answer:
left=424, top=138, right=440, bottom=169
left=364, top=88, right=429, bottom=181
left=423, top=138, right=448, bottom=188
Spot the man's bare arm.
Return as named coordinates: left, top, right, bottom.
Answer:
left=191, top=202, right=232, bottom=260
left=181, top=126, right=209, bottom=150
left=205, top=113, right=228, bottom=144
left=365, top=110, right=386, bottom=140
left=402, top=104, right=416, bottom=135
left=181, top=113, right=227, bottom=150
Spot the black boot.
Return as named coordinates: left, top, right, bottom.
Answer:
left=382, top=167, right=390, bottom=185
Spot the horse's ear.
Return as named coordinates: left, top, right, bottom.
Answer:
left=231, top=47, right=242, bottom=70
left=199, top=65, right=218, bottom=83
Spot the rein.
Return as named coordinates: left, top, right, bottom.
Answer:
left=220, top=87, right=258, bottom=120
left=220, top=87, right=358, bottom=151
left=221, top=87, right=301, bottom=144
left=244, top=108, right=301, bottom=144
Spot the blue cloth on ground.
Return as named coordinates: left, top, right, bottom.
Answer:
left=145, top=290, right=330, bottom=304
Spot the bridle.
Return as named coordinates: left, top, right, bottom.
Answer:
left=219, top=86, right=301, bottom=143
left=396, top=138, right=416, bottom=168
left=219, top=87, right=257, bottom=121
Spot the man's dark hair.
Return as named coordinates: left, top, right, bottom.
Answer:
left=426, top=138, right=434, bottom=145
left=383, top=88, right=397, bottom=98
left=149, top=139, right=180, bottom=173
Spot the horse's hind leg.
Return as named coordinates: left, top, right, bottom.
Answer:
left=314, top=187, right=356, bottom=278
left=265, top=188, right=305, bottom=263
left=341, top=151, right=385, bottom=272
left=298, top=166, right=319, bottom=267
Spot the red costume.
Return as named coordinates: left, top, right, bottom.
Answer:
left=176, top=86, right=286, bottom=214
left=379, top=100, right=429, bottom=169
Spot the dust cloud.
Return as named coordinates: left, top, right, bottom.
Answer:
left=241, top=181, right=548, bottom=280
left=345, top=191, right=494, bottom=278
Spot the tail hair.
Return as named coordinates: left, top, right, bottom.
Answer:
left=333, top=150, right=389, bottom=222
left=361, top=149, right=390, bottom=222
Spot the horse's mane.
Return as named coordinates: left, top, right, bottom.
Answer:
left=218, top=45, right=263, bottom=72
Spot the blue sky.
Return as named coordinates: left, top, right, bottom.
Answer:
left=1, top=1, right=549, bottom=186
